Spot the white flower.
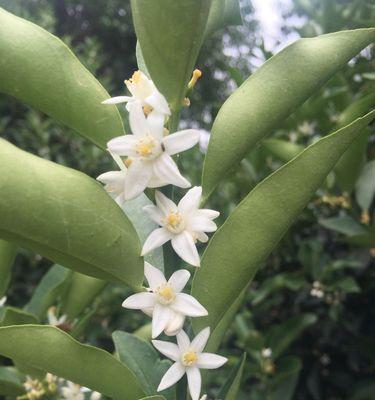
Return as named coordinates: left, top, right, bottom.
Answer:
left=61, top=381, right=84, bottom=400
left=141, top=187, right=219, bottom=267
left=261, top=348, right=272, bottom=358
left=0, top=296, right=6, bottom=307
left=102, top=70, right=170, bottom=118
left=153, top=328, right=227, bottom=400
left=47, top=306, right=67, bottom=326
left=107, top=104, right=200, bottom=200
left=198, top=130, right=210, bottom=154
left=122, top=262, right=207, bottom=338
left=298, top=121, right=315, bottom=136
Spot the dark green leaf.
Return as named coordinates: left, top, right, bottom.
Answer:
left=0, top=239, right=17, bottom=297
left=271, top=356, right=302, bottom=400
left=355, top=160, right=375, bottom=211
left=0, top=367, right=24, bottom=397
left=319, top=216, right=368, bottom=237
left=217, top=353, right=246, bottom=400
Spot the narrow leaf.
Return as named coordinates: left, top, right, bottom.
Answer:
left=0, top=325, right=145, bottom=399
left=192, top=111, right=375, bottom=342
left=0, top=8, right=124, bottom=149
left=0, top=139, right=143, bottom=288
left=202, top=28, right=375, bottom=200
left=217, top=353, right=246, bottom=400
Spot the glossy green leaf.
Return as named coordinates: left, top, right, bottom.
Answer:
left=319, top=216, right=367, bottom=237
left=262, top=139, right=304, bottom=163
left=0, top=8, right=123, bottom=149
left=123, top=194, right=164, bottom=272
left=0, top=367, right=24, bottom=397
left=0, top=325, right=145, bottom=399
left=217, top=353, right=246, bottom=400
left=205, top=0, right=242, bottom=37
left=0, top=239, right=17, bottom=297
left=0, top=139, right=143, bottom=288
left=113, top=331, right=174, bottom=400
left=0, top=307, right=39, bottom=326
left=355, top=160, right=375, bottom=211
left=131, top=0, right=211, bottom=111
left=265, top=314, right=317, bottom=359
left=202, top=28, right=375, bottom=201
left=25, top=264, right=72, bottom=319
left=192, top=111, right=375, bottom=341
left=61, top=273, right=107, bottom=320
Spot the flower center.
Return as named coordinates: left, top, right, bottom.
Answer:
left=135, top=136, right=162, bottom=159
left=125, top=70, right=153, bottom=100
left=181, top=350, right=198, bottom=367
left=156, top=284, right=175, bottom=305
left=164, top=211, right=185, bottom=233
left=131, top=70, right=142, bottom=84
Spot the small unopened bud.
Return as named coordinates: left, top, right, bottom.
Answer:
left=188, top=69, right=202, bottom=89
left=182, top=97, right=191, bottom=107
left=360, top=209, right=370, bottom=225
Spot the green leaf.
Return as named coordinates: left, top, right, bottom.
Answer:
left=355, top=160, right=375, bottom=211
left=202, top=28, right=375, bottom=201
left=262, top=139, right=304, bottom=163
left=319, top=216, right=368, bottom=237
left=140, top=397, right=166, bottom=400
left=192, top=111, right=375, bottom=344
left=123, top=194, right=164, bottom=272
left=217, top=353, right=246, bottom=400
left=131, top=0, right=211, bottom=111
left=0, top=239, right=17, bottom=297
left=61, top=273, right=107, bottom=320
left=347, top=232, right=375, bottom=248
left=0, top=139, right=143, bottom=288
left=0, top=325, right=145, bottom=399
left=25, top=264, right=71, bottom=319
left=0, top=8, right=124, bottom=149
left=205, top=0, right=242, bottom=37
left=265, top=314, right=317, bottom=359
left=0, top=367, right=24, bottom=397
left=271, top=356, right=302, bottom=400
left=113, top=330, right=174, bottom=400
left=0, top=307, right=39, bottom=326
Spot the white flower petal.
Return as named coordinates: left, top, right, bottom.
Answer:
left=186, top=366, right=201, bottom=400
left=153, top=153, right=191, bottom=188
left=197, top=353, right=228, bottom=369
left=129, top=101, right=149, bottom=137
left=123, top=160, right=152, bottom=200
left=102, top=96, right=132, bottom=105
left=143, top=205, right=164, bottom=225
left=168, top=269, right=190, bottom=293
left=107, top=135, right=138, bottom=156
left=196, top=231, right=209, bottom=243
left=155, top=190, right=177, bottom=214
left=152, top=340, right=181, bottom=362
left=178, top=186, right=202, bottom=215
left=163, top=129, right=200, bottom=156
left=142, top=307, right=153, bottom=317
left=96, top=170, right=125, bottom=187
left=152, top=303, right=171, bottom=338
left=144, top=262, right=166, bottom=290
left=122, top=292, right=156, bottom=309
left=157, top=362, right=185, bottom=392
left=171, top=231, right=200, bottom=267
left=172, top=293, right=208, bottom=317
left=188, top=217, right=217, bottom=233
left=191, top=327, right=210, bottom=353
left=148, top=174, right=168, bottom=188
left=165, top=312, right=185, bottom=336
left=147, top=111, right=165, bottom=140
left=176, top=329, right=190, bottom=351
left=195, top=209, right=220, bottom=220
left=142, top=228, right=173, bottom=255
left=145, top=91, right=171, bottom=116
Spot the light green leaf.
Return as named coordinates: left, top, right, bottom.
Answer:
left=140, top=397, right=166, bottom=400
left=0, top=307, right=39, bottom=326
left=262, top=139, right=304, bottom=163
left=202, top=28, right=375, bottom=201
left=123, top=194, right=164, bottom=272
left=0, top=325, right=145, bottom=399
left=0, top=139, right=143, bottom=288
left=205, top=0, right=242, bottom=37
left=0, top=8, right=123, bottom=149
left=355, top=160, right=375, bottom=211
left=319, top=216, right=368, bottom=237
left=131, top=0, right=211, bottom=111
left=0, top=239, right=17, bottom=297
left=265, top=314, right=317, bottom=359
left=0, top=367, right=24, bottom=397
left=25, top=264, right=72, bottom=319
left=192, top=111, right=375, bottom=343
left=113, top=331, right=174, bottom=400
left=61, top=273, right=107, bottom=321
left=217, top=353, right=246, bottom=400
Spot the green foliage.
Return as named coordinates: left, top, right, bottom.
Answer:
left=217, top=353, right=246, bottom=400
left=0, top=139, right=143, bottom=287
left=0, top=367, right=24, bottom=397
left=0, top=239, right=17, bottom=297
left=205, top=0, right=242, bottom=37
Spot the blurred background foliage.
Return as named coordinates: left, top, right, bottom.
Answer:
left=0, top=0, right=374, bottom=399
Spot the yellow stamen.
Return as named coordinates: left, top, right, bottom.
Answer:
left=143, top=104, right=153, bottom=115
left=131, top=70, right=142, bottom=83
left=124, top=158, right=133, bottom=168
left=158, top=285, right=175, bottom=302
left=188, top=69, right=202, bottom=89
left=166, top=212, right=182, bottom=228
left=182, top=350, right=198, bottom=366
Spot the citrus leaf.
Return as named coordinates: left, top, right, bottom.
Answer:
left=262, top=139, right=304, bottom=163
left=131, top=0, right=211, bottom=111
left=0, top=325, right=145, bottom=399
left=202, top=28, right=375, bottom=201
left=0, top=239, right=17, bottom=297
left=192, top=111, right=375, bottom=342
left=217, top=353, right=246, bottom=400
left=0, top=367, right=24, bottom=397
left=205, top=0, right=242, bottom=37
left=0, top=307, right=39, bottom=326
left=0, top=139, right=143, bottom=288
left=355, top=160, right=375, bottom=211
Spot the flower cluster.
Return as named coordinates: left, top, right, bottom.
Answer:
left=98, top=71, right=226, bottom=400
